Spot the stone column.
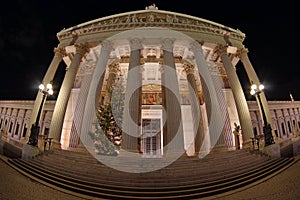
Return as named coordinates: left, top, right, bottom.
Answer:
left=183, top=64, right=205, bottom=155
left=122, top=38, right=142, bottom=152
left=26, top=47, right=66, bottom=142
left=217, top=45, right=254, bottom=147
left=161, top=38, right=185, bottom=154
left=69, top=62, right=96, bottom=148
left=18, top=110, right=26, bottom=140
left=49, top=43, right=90, bottom=148
left=238, top=48, right=276, bottom=140
left=80, top=41, right=112, bottom=150
left=211, top=72, right=233, bottom=149
left=191, top=41, right=223, bottom=152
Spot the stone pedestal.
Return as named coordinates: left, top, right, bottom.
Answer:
left=1, top=131, right=7, bottom=142
left=198, top=150, right=210, bottom=159
left=242, top=139, right=253, bottom=150
left=22, top=144, right=40, bottom=159
left=292, top=137, right=300, bottom=156
left=48, top=139, right=61, bottom=150
left=262, top=143, right=281, bottom=158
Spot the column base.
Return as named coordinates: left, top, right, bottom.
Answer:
left=241, top=139, right=252, bottom=150
left=197, top=150, right=211, bottom=159
left=1, top=133, right=8, bottom=142
left=22, top=144, right=40, bottom=159
left=49, top=139, right=62, bottom=150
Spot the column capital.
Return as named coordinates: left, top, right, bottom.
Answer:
left=83, top=60, right=97, bottom=75
left=75, top=43, right=90, bottom=56
left=129, top=38, right=142, bottom=51
left=54, top=46, right=66, bottom=58
left=101, top=40, right=113, bottom=52
left=236, top=48, right=249, bottom=60
left=161, top=38, right=175, bottom=52
left=190, top=40, right=203, bottom=54
left=214, top=45, right=228, bottom=56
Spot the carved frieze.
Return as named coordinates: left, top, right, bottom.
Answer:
left=57, top=10, right=245, bottom=43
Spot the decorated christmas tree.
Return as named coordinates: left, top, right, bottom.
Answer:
left=89, top=76, right=124, bottom=156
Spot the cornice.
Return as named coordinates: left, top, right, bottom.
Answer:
left=57, top=10, right=245, bottom=45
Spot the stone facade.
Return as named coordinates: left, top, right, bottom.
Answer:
left=2, top=8, right=297, bottom=156
left=0, top=101, right=55, bottom=147
left=248, top=100, right=300, bottom=141
left=1, top=100, right=299, bottom=150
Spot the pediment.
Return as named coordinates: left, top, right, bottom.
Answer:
left=57, top=9, right=245, bottom=44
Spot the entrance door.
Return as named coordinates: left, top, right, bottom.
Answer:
left=141, top=118, right=161, bottom=157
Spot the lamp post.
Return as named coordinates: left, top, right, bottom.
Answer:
left=27, top=83, right=53, bottom=146
left=250, top=83, right=274, bottom=146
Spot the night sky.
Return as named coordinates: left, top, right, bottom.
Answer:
left=0, top=0, right=299, bottom=101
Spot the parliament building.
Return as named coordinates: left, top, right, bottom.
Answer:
left=1, top=6, right=300, bottom=157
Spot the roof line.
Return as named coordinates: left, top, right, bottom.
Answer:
left=57, top=9, right=245, bottom=36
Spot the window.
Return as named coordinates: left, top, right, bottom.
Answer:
left=141, top=118, right=161, bottom=157
left=22, top=127, right=27, bottom=138
left=15, top=124, right=19, bottom=135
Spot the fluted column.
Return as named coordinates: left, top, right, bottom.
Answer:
left=217, top=45, right=254, bottom=146
left=49, top=43, right=90, bottom=147
left=80, top=41, right=112, bottom=149
left=26, top=47, right=66, bottom=142
left=238, top=48, right=276, bottom=140
left=161, top=38, right=185, bottom=154
left=191, top=41, right=223, bottom=151
left=183, top=64, right=205, bottom=155
left=121, top=39, right=142, bottom=152
left=69, top=62, right=96, bottom=148
left=211, top=73, right=233, bottom=149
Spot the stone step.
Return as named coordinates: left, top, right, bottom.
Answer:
left=6, top=156, right=294, bottom=199
left=40, top=149, right=266, bottom=168
left=31, top=153, right=270, bottom=180
left=18, top=156, right=280, bottom=187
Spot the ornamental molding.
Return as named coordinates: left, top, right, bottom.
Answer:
left=207, top=62, right=227, bottom=77
left=57, top=10, right=245, bottom=44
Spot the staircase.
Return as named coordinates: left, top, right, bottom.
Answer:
left=5, top=149, right=295, bottom=199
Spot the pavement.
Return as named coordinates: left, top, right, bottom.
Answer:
left=0, top=154, right=300, bottom=200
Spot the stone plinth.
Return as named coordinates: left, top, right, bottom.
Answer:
left=22, top=144, right=40, bottom=159
left=292, top=137, right=300, bottom=156
left=262, top=143, right=281, bottom=158
left=0, top=140, right=22, bottom=158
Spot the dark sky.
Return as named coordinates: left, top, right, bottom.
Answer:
left=0, top=0, right=299, bottom=101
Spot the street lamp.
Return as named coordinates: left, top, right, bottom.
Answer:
left=27, top=83, right=53, bottom=146
left=250, top=83, right=275, bottom=146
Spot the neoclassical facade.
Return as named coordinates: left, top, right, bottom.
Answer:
left=1, top=8, right=298, bottom=156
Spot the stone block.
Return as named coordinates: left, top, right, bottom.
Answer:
left=262, top=143, right=281, bottom=158
left=292, top=137, right=300, bottom=156
left=22, top=144, right=40, bottom=159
